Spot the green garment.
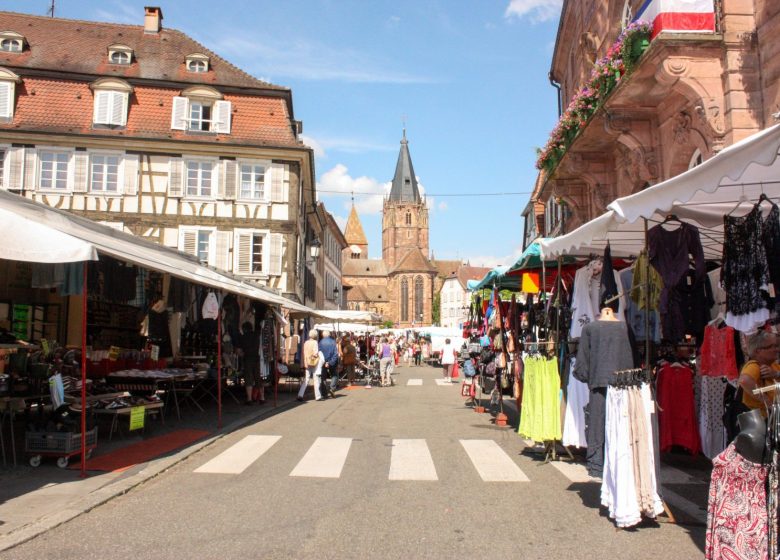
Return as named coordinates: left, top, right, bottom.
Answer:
left=631, top=251, right=663, bottom=311
left=518, top=356, right=562, bottom=442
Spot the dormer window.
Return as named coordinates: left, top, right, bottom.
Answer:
left=107, top=45, right=133, bottom=65
left=170, top=86, right=231, bottom=134
left=91, top=78, right=132, bottom=128
left=0, top=32, right=25, bottom=53
left=0, top=67, right=21, bottom=121
left=185, top=53, right=209, bottom=73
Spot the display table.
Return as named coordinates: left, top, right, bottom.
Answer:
left=94, top=401, right=164, bottom=440
left=107, top=369, right=207, bottom=420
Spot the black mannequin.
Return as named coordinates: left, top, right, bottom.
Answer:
left=734, top=408, right=769, bottom=464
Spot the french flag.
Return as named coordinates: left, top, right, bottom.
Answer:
left=635, top=0, right=716, bottom=38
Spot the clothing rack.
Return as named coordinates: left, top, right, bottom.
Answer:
left=752, top=383, right=780, bottom=395
left=608, top=368, right=652, bottom=388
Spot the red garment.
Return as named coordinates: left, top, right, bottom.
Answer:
left=656, top=363, right=701, bottom=455
left=699, top=323, right=738, bottom=380
left=705, top=443, right=769, bottom=560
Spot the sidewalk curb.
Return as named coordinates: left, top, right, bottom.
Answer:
left=0, top=399, right=298, bottom=553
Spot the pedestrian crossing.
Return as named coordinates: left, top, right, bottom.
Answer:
left=194, top=435, right=529, bottom=482
left=404, top=378, right=456, bottom=386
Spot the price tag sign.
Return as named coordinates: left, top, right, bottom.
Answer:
left=40, top=339, right=50, bottom=355
left=129, top=406, right=145, bottom=431
left=108, top=346, right=121, bottom=361
left=150, top=345, right=160, bottom=361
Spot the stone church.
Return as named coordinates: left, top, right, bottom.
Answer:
left=342, top=132, right=460, bottom=327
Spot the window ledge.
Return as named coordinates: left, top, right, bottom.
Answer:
left=88, top=191, right=123, bottom=197
left=37, top=189, right=71, bottom=194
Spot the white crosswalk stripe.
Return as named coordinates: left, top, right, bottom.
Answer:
left=548, top=460, right=594, bottom=483
left=194, top=435, right=281, bottom=474
left=290, top=437, right=353, bottom=478
left=389, top=439, right=438, bottom=481
left=434, top=379, right=455, bottom=386
left=407, top=379, right=423, bottom=386
left=460, top=440, right=529, bottom=482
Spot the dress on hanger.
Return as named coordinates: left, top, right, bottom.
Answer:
left=699, top=323, right=738, bottom=379
left=656, top=362, right=701, bottom=455
left=705, top=443, right=769, bottom=560
left=648, top=223, right=706, bottom=342
left=722, top=205, right=770, bottom=332
left=562, top=357, right=589, bottom=448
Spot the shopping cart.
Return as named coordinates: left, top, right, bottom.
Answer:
left=25, top=427, right=98, bottom=468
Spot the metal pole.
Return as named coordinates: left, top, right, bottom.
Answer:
left=217, top=294, right=222, bottom=429
left=80, top=261, right=88, bottom=477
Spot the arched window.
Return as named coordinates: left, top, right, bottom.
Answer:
left=414, top=276, right=424, bottom=323
left=400, top=278, right=409, bottom=322
left=689, top=149, right=703, bottom=169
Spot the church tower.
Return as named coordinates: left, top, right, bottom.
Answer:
left=342, top=204, right=369, bottom=261
left=382, top=130, right=429, bottom=268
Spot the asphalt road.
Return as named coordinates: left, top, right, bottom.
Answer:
left=4, top=364, right=705, bottom=560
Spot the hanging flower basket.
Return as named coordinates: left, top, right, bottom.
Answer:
left=535, top=20, right=653, bottom=172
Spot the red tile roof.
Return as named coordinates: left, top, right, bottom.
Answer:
left=0, top=11, right=284, bottom=91
left=0, top=77, right=298, bottom=147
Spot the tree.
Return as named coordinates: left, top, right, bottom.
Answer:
left=432, top=293, right=441, bottom=326
left=381, top=320, right=394, bottom=329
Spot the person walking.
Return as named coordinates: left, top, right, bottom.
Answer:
left=413, top=340, right=422, bottom=366
left=298, top=329, right=323, bottom=401
left=379, top=337, right=395, bottom=387
left=440, top=337, right=456, bottom=383
left=237, top=321, right=264, bottom=405
left=340, top=334, right=357, bottom=387
left=319, top=330, right=339, bottom=397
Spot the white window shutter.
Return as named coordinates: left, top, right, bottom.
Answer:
left=179, top=229, right=198, bottom=257
left=93, top=91, right=110, bottom=124
left=123, top=154, right=139, bottom=195
left=270, top=163, right=284, bottom=202
left=23, top=147, right=37, bottom=191
left=282, top=164, right=290, bottom=202
left=269, top=233, right=283, bottom=276
left=170, top=96, right=188, bottom=130
left=234, top=232, right=252, bottom=275
left=0, top=82, right=13, bottom=119
left=212, top=100, right=231, bottom=134
left=4, top=146, right=23, bottom=190
left=214, top=230, right=232, bottom=271
left=72, top=152, right=89, bottom=193
left=167, top=157, right=184, bottom=197
left=222, top=160, right=237, bottom=199
left=111, top=91, right=128, bottom=126
left=215, top=160, right=225, bottom=199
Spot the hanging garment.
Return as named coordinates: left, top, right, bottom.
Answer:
left=518, top=356, right=561, bottom=442
left=631, top=251, right=663, bottom=312
left=705, top=443, right=769, bottom=560
left=202, top=292, right=219, bottom=320
left=573, top=320, right=634, bottom=388
left=648, top=223, right=706, bottom=342
left=699, top=323, right=738, bottom=380
left=708, top=267, right=727, bottom=321
left=562, top=357, right=589, bottom=448
left=722, top=205, right=771, bottom=333
left=698, top=375, right=727, bottom=460
left=761, top=202, right=780, bottom=312
left=569, top=263, right=599, bottom=339
left=620, top=266, right=661, bottom=343
left=600, top=244, right=619, bottom=311
left=601, top=383, right=664, bottom=528
left=657, top=362, right=701, bottom=455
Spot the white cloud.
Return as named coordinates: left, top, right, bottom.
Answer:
left=94, top=2, right=137, bottom=24
left=463, top=245, right=524, bottom=269
left=300, top=134, right=326, bottom=158
left=203, top=32, right=436, bottom=84
left=317, top=164, right=389, bottom=215
left=504, top=0, right=562, bottom=23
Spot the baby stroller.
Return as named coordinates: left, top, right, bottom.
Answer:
left=357, top=356, right=382, bottom=387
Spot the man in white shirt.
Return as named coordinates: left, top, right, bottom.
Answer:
left=440, top=338, right=456, bottom=383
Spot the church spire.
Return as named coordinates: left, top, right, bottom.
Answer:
left=388, top=130, right=421, bottom=203
left=344, top=204, right=368, bottom=247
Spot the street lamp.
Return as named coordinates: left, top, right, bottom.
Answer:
left=308, top=237, right=321, bottom=262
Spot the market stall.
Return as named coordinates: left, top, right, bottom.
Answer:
left=0, top=190, right=316, bottom=475
left=531, top=123, right=780, bottom=536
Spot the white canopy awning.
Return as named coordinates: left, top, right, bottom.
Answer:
left=540, top=123, right=780, bottom=260
left=310, top=309, right=383, bottom=324
left=312, top=322, right=377, bottom=334
left=0, top=190, right=314, bottom=313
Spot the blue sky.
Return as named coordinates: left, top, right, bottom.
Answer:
left=7, top=0, right=563, bottom=267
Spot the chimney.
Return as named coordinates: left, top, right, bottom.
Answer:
left=144, top=6, right=163, bottom=34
